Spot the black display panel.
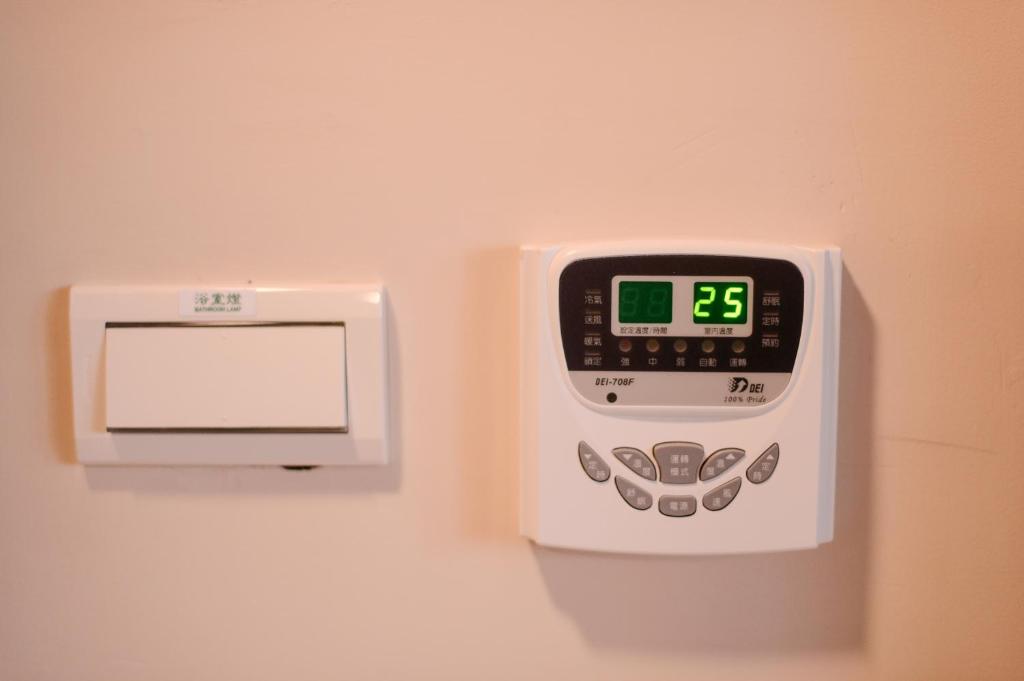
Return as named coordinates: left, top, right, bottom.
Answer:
left=559, top=255, right=804, bottom=373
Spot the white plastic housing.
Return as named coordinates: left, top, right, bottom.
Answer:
left=70, top=285, right=389, bottom=466
left=520, top=242, right=841, bottom=554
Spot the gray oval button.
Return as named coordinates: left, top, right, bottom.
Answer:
left=613, top=447, right=657, bottom=481
left=700, top=448, right=746, bottom=481
left=702, top=476, right=742, bottom=511
left=578, top=441, right=610, bottom=482
left=746, top=443, right=779, bottom=484
left=658, top=494, right=697, bottom=517
left=614, top=476, right=653, bottom=510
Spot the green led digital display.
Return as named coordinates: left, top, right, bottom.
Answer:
left=618, top=281, right=673, bottom=324
left=692, top=282, right=748, bottom=324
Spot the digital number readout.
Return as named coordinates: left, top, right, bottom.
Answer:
left=618, top=281, right=673, bottom=324
left=692, top=282, right=748, bottom=324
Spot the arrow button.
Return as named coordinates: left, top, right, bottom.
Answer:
left=699, top=448, right=746, bottom=482
left=746, top=443, right=780, bottom=484
left=578, top=441, right=611, bottom=483
left=613, top=447, right=657, bottom=481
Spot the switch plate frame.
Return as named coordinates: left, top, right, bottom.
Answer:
left=70, top=284, right=389, bottom=466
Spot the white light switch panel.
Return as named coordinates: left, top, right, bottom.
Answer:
left=70, top=285, right=388, bottom=466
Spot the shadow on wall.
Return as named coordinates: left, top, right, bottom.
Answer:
left=45, top=287, right=404, bottom=495
left=46, top=287, right=76, bottom=465
left=532, top=267, right=874, bottom=652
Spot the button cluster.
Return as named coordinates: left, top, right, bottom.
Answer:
left=577, top=440, right=780, bottom=516
left=610, top=333, right=751, bottom=370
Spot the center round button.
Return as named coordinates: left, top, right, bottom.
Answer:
left=646, top=339, right=661, bottom=353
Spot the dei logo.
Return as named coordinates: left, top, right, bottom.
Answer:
left=728, top=377, right=765, bottom=394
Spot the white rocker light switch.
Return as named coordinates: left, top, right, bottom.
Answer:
left=104, top=323, right=348, bottom=433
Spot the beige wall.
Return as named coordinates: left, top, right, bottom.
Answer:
left=2, top=1, right=1023, bottom=679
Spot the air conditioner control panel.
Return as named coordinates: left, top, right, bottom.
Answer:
left=520, top=242, right=841, bottom=555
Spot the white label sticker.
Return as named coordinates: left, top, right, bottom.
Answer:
left=179, top=289, right=256, bottom=316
